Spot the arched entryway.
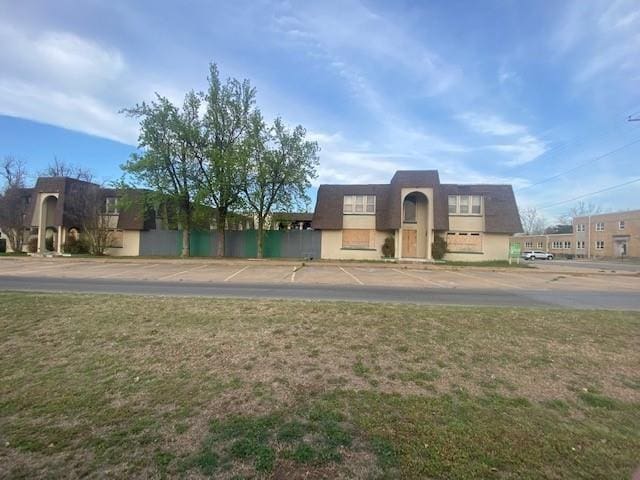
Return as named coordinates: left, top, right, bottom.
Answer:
left=38, top=195, right=59, bottom=253
left=401, top=191, right=429, bottom=258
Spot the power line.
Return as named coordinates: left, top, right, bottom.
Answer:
left=517, top=136, right=640, bottom=192
left=539, top=177, right=640, bottom=210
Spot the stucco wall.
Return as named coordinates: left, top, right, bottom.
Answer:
left=448, top=215, right=484, bottom=231
left=443, top=233, right=510, bottom=261
left=105, top=230, right=141, bottom=256
left=320, top=230, right=392, bottom=260
left=342, top=214, right=376, bottom=229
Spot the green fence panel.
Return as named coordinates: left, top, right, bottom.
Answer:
left=190, top=231, right=212, bottom=257
left=243, top=230, right=258, bottom=258
left=263, top=230, right=282, bottom=258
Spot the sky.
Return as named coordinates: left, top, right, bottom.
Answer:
left=1, top=0, right=639, bottom=222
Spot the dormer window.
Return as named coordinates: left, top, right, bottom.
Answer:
left=105, top=197, right=119, bottom=214
left=448, top=195, right=482, bottom=215
left=343, top=195, right=375, bottom=214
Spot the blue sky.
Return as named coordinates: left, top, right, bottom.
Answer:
left=1, top=0, right=639, bottom=221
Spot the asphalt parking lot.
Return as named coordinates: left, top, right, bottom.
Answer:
left=0, top=256, right=638, bottom=293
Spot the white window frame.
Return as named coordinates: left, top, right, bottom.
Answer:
left=595, top=222, right=605, bottom=232
left=343, top=195, right=376, bottom=214
left=449, top=195, right=482, bottom=216
left=105, top=197, right=119, bottom=215
left=619, top=220, right=625, bottom=230
left=595, top=240, right=604, bottom=249
left=576, top=224, right=585, bottom=232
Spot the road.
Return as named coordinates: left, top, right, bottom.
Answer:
left=2, top=275, right=639, bottom=310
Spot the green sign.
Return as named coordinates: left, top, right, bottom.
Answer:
left=509, top=243, right=521, bottom=257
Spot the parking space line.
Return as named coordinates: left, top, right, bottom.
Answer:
left=450, top=270, right=525, bottom=290
left=392, top=268, right=445, bottom=288
left=339, top=266, right=364, bottom=285
left=224, top=266, right=249, bottom=282
left=493, top=271, right=550, bottom=291
left=290, top=266, right=298, bottom=283
left=157, top=269, right=193, bottom=280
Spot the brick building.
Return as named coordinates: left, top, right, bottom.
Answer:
left=511, top=209, right=640, bottom=259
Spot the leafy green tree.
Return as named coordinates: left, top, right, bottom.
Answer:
left=243, top=114, right=319, bottom=258
left=122, top=95, right=199, bottom=257
left=198, top=64, right=256, bottom=257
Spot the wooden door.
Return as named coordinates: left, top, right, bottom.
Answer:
left=402, top=229, right=417, bottom=257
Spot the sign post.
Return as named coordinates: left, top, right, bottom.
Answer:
left=509, top=243, right=521, bottom=265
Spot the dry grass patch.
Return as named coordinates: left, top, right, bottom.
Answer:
left=1, top=293, right=639, bottom=478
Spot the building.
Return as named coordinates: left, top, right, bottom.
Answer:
left=6, top=176, right=156, bottom=256
left=311, top=170, right=522, bottom=261
left=511, top=209, right=640, bottom=259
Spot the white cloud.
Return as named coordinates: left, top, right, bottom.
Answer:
left=456, top=112, right=527, bottom=136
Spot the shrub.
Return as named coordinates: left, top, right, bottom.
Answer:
left=431, top=235, right=447, bottom=260
left=27, top=236, right=38, bottom=253
left=0, top=238, right=6, bottom=253
left=381, top=236, right=395, bottom=258
left=63, top=235, right=90, bottom=254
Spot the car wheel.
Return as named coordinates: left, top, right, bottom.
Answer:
left=547, top=255, right=553, bottom=260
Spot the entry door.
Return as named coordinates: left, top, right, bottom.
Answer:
left=402, top=229, right=417, bottom=258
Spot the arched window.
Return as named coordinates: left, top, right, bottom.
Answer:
left=403, top=194, right=417, bottom=223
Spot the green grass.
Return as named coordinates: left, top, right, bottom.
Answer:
left=1, top=293, right=639, bottom=478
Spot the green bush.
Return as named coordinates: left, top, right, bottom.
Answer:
left=431, top=235, right=447, bottom=260
left=63, top=235, right=90, bottom=254
left=381, top=236, right=395, bottom=258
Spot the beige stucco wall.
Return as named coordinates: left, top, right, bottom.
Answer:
left=105, top=230, right=141, bottom=256
left=342, top=214, right=376, bottom=229
left=444, top=233, right=510, bottom=261
left=320, top=229, right=391, bottom=260
left=448, top=215, right=484, bottom=231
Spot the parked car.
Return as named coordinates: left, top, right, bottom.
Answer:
left=522, top=250, right=554, bottom=260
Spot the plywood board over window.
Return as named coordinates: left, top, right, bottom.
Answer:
left=446, top=232, right=482, bottom=253
left=342, top=229, right=374, bottom=249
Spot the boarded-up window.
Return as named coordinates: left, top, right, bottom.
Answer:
left=342, top=229, right=374, bottom=249
left=109, top=229, right=124, bottom=248
left=446, top=232, right=482, bottom=253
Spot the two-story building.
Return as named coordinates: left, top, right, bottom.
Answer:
left=311, top=170, right=522, bottom=261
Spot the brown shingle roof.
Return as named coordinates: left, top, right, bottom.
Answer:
left=312, top=171, right=522, bottom=234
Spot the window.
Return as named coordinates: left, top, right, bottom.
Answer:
left=403, top=195, right=417, bottom=223
left=576, top=224, right=585, bottom=232
left=342, top=229, right=374, bottom=249
left=577, top=241, right=585, bottom=249
left=596, top=240, right=604, bottom=249
left=109, top=229, right=124, bottom=248
left=449, top=195, right=482, bottom=215
left=105, top=197, right=119, bottom=214
left=595, top=222, right=604, bottom=232
left=537, top=241, right=543, bottom=248
left=446, top=232, right=482, bottom=253
left=459, top=196, right=469, bottom=214
left=448, top=195, right=457, bottom=214
left=471, top=195, right=481, bottom=214
left=525, top=241, right=532, bottom=248
left=619, top=220, right=625, bottom=230
left=564, top=241, right=571, bottom=249
left=343, top=195, right=375, bottom=214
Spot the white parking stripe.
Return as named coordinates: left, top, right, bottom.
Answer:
left=392, top=268, right=445, bottom=288
left=224, top=266, right=249, bottom=282
left=339, top=266, right=364, bottom=285
left=290, top=266, right=297, bottom=283
left=157, top=269, right=192, bottom=280
left=10, top=263, right=64, bottom=275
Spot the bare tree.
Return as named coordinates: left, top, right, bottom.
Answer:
left=0, top=156, right=29, bottom=252
left=41, top=157, right=94, bottom=182
left=519, top=206, right=546, bottom=235
left=64, top=183, right=114, bottom=255
left=566, top=201, right=602, bottom=219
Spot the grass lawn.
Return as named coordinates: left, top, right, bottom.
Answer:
left=1, top=293, right=639, bottom=479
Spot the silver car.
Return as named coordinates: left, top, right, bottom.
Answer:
left=522, top=250, right=554, bottom=260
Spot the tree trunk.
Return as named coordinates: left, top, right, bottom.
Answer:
left=181, top=228, right=190, bottom=257
left=256, top=216, right=265, bottom=259
left=215, top=208, right=227, bottom=257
